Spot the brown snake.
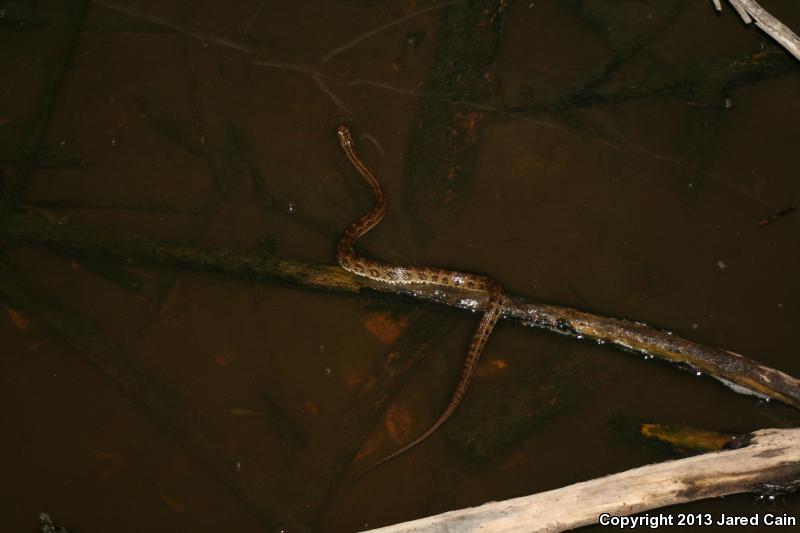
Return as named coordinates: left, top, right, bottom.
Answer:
left=336, top=125, right=507, bottom=476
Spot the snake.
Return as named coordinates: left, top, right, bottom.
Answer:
left=336, top=125, right=507, bottom=475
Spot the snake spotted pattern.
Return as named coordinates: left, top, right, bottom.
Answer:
left=336, top=125, right=507, bottom=475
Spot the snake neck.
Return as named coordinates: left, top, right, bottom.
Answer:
left=336, top=140, right=387, bottom=272
left=336, top=204, right=386, bottom=267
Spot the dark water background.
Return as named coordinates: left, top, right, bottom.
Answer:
left=1, top=1, right=799, bottom=531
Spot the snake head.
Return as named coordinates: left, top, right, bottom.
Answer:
left=337, top=125, right=353, bottom=147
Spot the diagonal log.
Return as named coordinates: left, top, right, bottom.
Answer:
left=3, top=213, right=799, bottom=411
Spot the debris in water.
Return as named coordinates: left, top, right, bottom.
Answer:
left=714, top=376, right=772, bottom=400
left=640, top=423, right=736, bottom=452
left=5, top=305, right=31, bottom=331
left=362, top=311, right=408, bottom=344
left=39, top=512, right=69, bottom=533
left=757, top=205, right=795, bottom=227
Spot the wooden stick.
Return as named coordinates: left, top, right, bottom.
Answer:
left=363, top=427, right=800, bottom=533
left=3, top=213, right=799, bottom=410
left=714, top=0, right=800, bottom=61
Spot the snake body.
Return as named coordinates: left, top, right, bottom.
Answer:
left=336, top=125, right=506, bottom=475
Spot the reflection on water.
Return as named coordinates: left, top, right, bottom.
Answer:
left=1, top=1, right=799, bottom=532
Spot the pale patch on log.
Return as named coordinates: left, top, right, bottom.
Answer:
left=714, top=0, right=800, bottom=61
left=364, top=428, right=800, bottom=532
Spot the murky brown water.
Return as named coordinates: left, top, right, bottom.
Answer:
left=2, top=1, right=799, bottom=532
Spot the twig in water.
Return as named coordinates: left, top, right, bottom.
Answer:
left=92, top=0, right=352, bottom=116
left=358, top=133, right=385, bottom=155
left=334, top=78, right=702, bottom=165
left=757, top=205, right=796, bottom=227
left=321, top=0, right=466, bottom=62
left=310, top=73, right=352, bottom=117
left=686, top=98, right=735, bottom=109
left=243, top=0, right=265, bottom=35
left=93, top=0, right=269, bottom=56
left=331, top=77, right=781, bottom=211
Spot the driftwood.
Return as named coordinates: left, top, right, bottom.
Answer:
left=714, top=0, right=800, bottom=61
left=363, top=427, right=800, bottom=533
left=4, top=213, right=799, bottom=411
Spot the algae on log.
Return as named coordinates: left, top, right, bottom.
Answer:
left=403, top=0, right=508, bottom=237
left=4, top=213, right=800, bottom=411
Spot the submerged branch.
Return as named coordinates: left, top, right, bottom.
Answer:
left=3, top=213, right=799, bottom=411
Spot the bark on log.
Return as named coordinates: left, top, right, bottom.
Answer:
left=3, top=213, right=799, bottom=410
left=363, top=427, right=800, bottom=533
left=714, top=0, right=800, bottom=61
